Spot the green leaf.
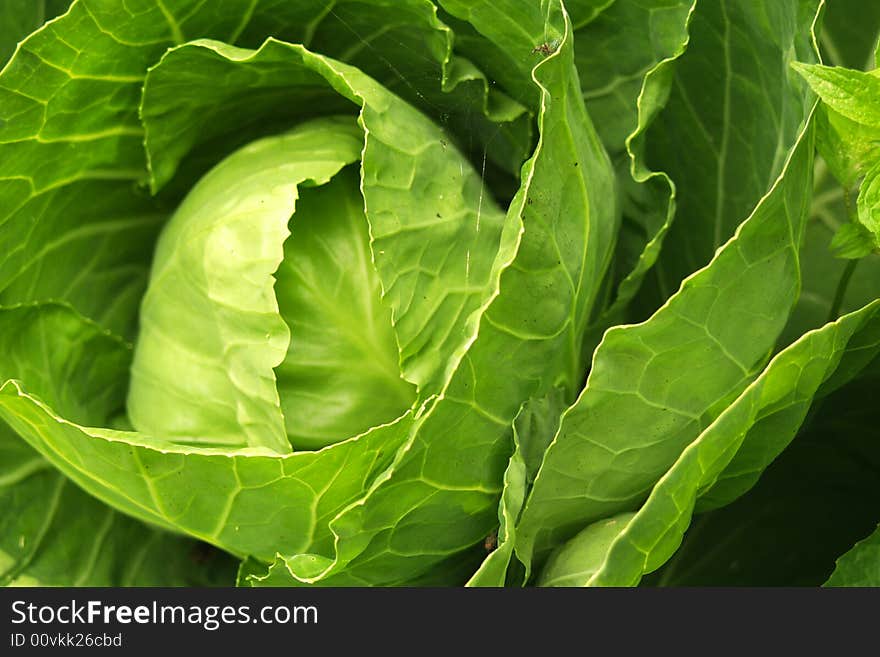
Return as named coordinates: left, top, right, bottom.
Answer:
left=537, top=512, right=635, bottom=586
left=783, top=181, right=880, bottom=344
left=467, top=388, right=567, bottom=587
left=826, top=525, right=880, bottom=586
left=813, top=102, right=880, bottom=189
left=436, top=0, right=558, bottom=108
left=642, top=1, right=819, bottom=306
left=516, top=100, right=817, bottom=570
left=0, top=302, right=237, bottom=586
left=538, top=301, right=880, bottom=586
left=697, top=304, right=880, bottom=511
left=464, top=428, right=526, bottom=587
left=0, top=0, right=261, bottom=338
left=0, top=425, right=235, bottom=586
left=436, top=0, right=614, bottom=110
left=857, top=159, right=880, bottom=239
left=275, top=168, right=416, bottom=450
left=0, top=376, right=415, bottom=567
left=578, top=0, right=696, bottom=330
left=830, top=221, right=877, bottom=259
left=792, top=63, right=880, bottom=128
left=650, top=361, right=880, bottom=586
left=0, top=302, right=413, bottom=571
left=575, top=0, right=695, bottom=156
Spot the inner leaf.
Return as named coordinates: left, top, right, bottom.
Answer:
left=275, top=167, right=417, bottom=450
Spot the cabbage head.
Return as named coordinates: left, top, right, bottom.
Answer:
left=2, top=0, right=879, bottom=588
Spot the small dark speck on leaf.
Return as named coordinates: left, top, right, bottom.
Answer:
left=484, top=532, right=498, bottom=553
left=436, top=213, right=442, bottom=218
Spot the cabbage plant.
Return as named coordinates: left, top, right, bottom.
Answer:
left=1, top=0, right=879, bottom=587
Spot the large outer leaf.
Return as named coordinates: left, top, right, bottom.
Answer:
left=0, top=301, right=412, bottom=565
left=648, top=360, right=880, bottom=586
left=700, top=304, right=880, bottom=510
left=0, top=303, right=236, bottom=586
left=0, top=0, right=258, bottom=339
left=579, top=0, right=696, bottom=330
left=236, top=0, right=532, bottom=177
left=446, top=1, right=698, bottom=329
left=516, top=88, right=818, bottom=569
left=0, top=426, right=235, bottom=586
left=641, top=0, right=819, bottom=307
left=537, top=301, right=880, bottom=586
left=0, top=376, right=415, bottom=566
